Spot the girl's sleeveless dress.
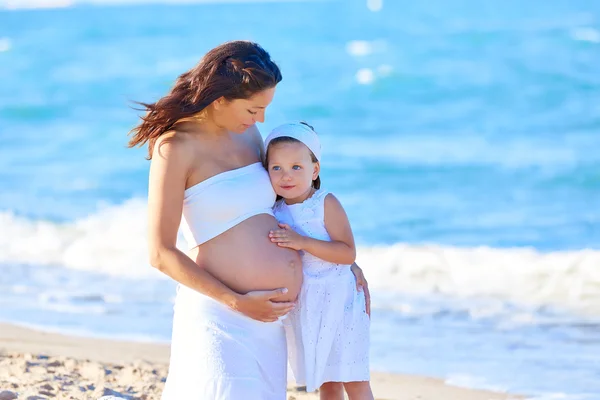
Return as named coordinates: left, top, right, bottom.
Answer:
left=273, top=188, right=370, bottom=392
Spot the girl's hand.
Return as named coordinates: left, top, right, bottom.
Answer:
left=269, top=223, right=306, bottom=251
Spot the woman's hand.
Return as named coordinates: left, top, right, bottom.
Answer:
left=351, top=263, right=371, bottom=317
left=268, top=223, right=306, bottom=251
left=233, top=288, right=296, bottom=322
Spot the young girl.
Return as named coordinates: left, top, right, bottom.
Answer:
left=264, top=122, right=374, bottom=400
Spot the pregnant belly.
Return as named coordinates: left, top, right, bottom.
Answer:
left=188, top=213, right=303, bottom=302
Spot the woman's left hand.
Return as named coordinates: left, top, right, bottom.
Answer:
left=351, top=263, right=370, bottom=317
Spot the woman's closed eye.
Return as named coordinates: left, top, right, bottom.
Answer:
left=247, top=109, right=258, bottom=115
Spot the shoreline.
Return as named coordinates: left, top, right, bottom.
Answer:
left=0, top=322, right=523, bottom=399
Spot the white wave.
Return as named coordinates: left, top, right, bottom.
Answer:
left=2, top=200, right=600, bottom=315
left=357, top=244, right=600, bottom=316
left=39, top=301, right=108, bottom=315
left=0, top=199, right=169, bottom=279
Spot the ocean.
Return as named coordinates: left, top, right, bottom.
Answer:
left=1, top=0, right=599, bottom=398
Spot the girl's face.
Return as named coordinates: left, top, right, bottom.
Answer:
left=267, top=141, right=320, bottom=204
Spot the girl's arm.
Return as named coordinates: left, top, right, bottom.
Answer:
left=270, top=194, right=356, bottom=265
left=304, top=193, right=356, bottom=264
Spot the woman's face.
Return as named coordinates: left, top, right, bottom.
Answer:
left=216, top=87, right=276, bottom=133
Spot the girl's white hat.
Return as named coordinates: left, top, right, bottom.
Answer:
left=264, top=122, right=321, bottom=161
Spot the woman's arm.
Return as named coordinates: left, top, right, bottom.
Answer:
left=148, top=134, right=293, bottom=322
left=269, top=194, right=356, bottom=265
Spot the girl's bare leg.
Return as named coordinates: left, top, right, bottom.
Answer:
left=343, top=381, right=374, bottom=400
left=319, top=381, right=344, bottom=400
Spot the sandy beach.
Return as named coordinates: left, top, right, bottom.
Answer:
left=0, top=322, right=523, bottom=400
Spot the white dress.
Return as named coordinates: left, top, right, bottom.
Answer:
left=273, top=188, right=370, bottom=392
left=162, top=162, right=287, bottom=400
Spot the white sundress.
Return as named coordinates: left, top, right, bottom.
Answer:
left=273, top=188, right=370, bottom=392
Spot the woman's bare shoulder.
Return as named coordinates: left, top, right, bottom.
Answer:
left=152, top=130, right=195, bottom=161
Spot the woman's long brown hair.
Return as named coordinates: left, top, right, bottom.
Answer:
left=128, top=41, right=282, bottom=159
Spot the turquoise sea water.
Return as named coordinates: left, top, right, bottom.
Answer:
left=1, top=1, right=599, bottom=398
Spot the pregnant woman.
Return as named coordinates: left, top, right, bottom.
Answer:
left=128, top=40, right=370, bottom=400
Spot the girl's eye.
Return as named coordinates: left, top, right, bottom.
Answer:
left=292, top=165, right=301, bottom=170
left=248, top=110, right=257, bottom=115
left=271, top=166, right=281, bottom=171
